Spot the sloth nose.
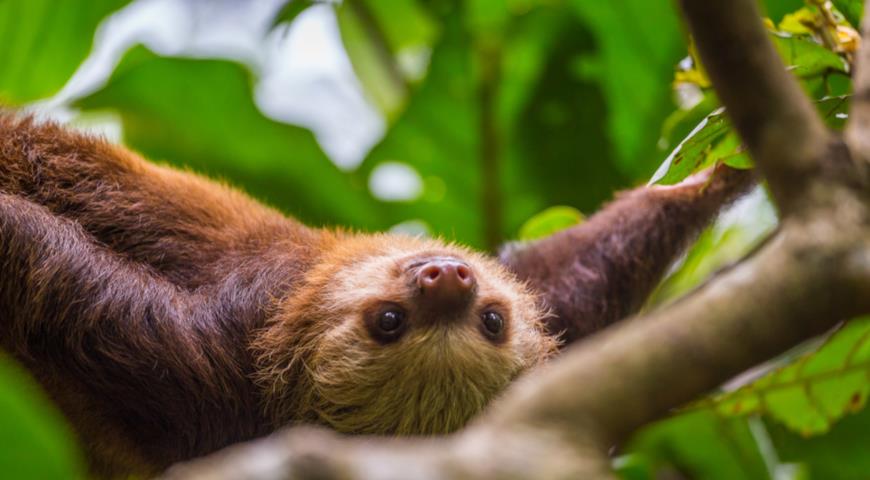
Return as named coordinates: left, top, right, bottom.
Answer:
left=416, top=258, right=476, bottom=311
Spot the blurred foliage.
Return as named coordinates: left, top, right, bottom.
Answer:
left=75, top=46, right=386, bottom=228
left=0, top=355, right=85, bottom=479
left=517, top=205, right=584, bottom=241
left=0, top=0, right=868, bottom=478
left=0, top=0, right=130, bottom=104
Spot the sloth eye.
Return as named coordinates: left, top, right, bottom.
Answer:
left=378, top=310, right=405, bottom=333
left=364, top=305, right=408, bottom=344
left=481, top=311, right=504, bottom=337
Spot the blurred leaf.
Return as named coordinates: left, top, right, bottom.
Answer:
left=357, top=5, right=638, bottom=247
left=766, top=406, right=870, bottom=479
left=710, top=316, right=870, bottom=437
left=770, top=33, right=849, bottom=77
left=0, top=355, right=85, bottom=478
left=506, top=8, right=631, bottom=239
left=335, top=0, right=438, bottom=119
left=625, top=410, right=772, bottom=480
left=75, top=46, right=389, bottom=229
left=0, top=0, right=130, bottom=104
left=831, top=0, right=863, bottom=27
left=517, top=206, right=583, bottom=241
left=817, top=95, right=851, bottom=130
left=762, top=0, right=806, bottom=22
left=649, top=190, right=777, bottom=306
left=270, top=0, right=314, bottom=28
left=778, top=8, right=817, bottom=35
left=356, top=11, right=483, bottom=244
left=569, top=0, right=685, bottom=177
left=613, top=454, right=654, bottom=480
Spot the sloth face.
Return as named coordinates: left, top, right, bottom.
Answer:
left=253, top=234, right=557, bottom=435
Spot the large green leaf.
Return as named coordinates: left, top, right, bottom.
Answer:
left=766, top=406, right=870, bottom=479
left=623, top=410, right=772, bottom=480
left=0, top=0, right=130, bottom=104
left=0, top=355, right=85, bottom=478
left=709, top=316, right=870, bottom=437
left=75, top=46, right=389, bottom=229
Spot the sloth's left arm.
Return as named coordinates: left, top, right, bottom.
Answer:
left=500, top=164, right=756, bottom=344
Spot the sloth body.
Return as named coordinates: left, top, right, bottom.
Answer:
left=0, top=113, right=753, bottom=477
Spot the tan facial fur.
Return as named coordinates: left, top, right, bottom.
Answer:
left=252, top=233, right=558, bottom=435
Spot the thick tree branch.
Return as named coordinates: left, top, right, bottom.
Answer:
left=678, top=0, right=833, bottom=213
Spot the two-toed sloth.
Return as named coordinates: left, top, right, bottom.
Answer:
left=0, top=112, right=754, bottom=477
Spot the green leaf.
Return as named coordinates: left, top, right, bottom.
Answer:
left=766, top=406, right=870, bottom=479
left=625, top=410, right=772, bottom=480
left=517, top=206, right=584, bottom=241
left=770, top=33, right=849, bottom=78
left=75, top=46, right=390, bottom=229
left=0, top=355, right=85, bottom=478
left=0, top=0, right=130, bottom=103
left=335, top=0, right=438, bottom=119
left=817, top=95, right=851, bottom=131
left=270, top=0, right=314, bottom=28
left=650, top=108, right=730, bottom=185
left=831, top=0, right=863, bottom=27
left=762, top=0, right=806, bottom=22
left=711, top=316, right=870, bottom=437
left=649, top=192, right=777, bottom=306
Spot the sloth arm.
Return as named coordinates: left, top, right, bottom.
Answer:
left=0, top=193, right=268, bottom=464
left=500, top=165, right=756, bottom=344
left=0, top=113, right=315, bottom=288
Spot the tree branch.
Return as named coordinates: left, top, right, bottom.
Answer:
left=678, top=0, right=833, bottom=213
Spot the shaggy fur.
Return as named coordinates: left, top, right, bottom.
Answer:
left=0, top=112, right=753, bottom=477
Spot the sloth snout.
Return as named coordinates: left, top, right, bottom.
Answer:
left=415, top=258, right=476, bottom=313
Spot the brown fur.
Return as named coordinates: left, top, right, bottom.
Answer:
left=0, top=112, right=752, bottom=477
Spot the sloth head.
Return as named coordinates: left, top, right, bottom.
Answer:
left=252, top=233, right=558, bottom=435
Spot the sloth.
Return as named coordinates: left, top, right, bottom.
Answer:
left=0, top=112, right=753, bottom=477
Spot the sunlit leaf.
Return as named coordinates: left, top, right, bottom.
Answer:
left=0, top=0, right=130, bottom=104
left=517, top=206, right=584, bottom=241
left=766, top=406, right=870, bottom=479
left=710, top=316, right=870, bottom=436
left=650, top=108, right=729, bottom=185
left=778, top=8, right=817, bottom=35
